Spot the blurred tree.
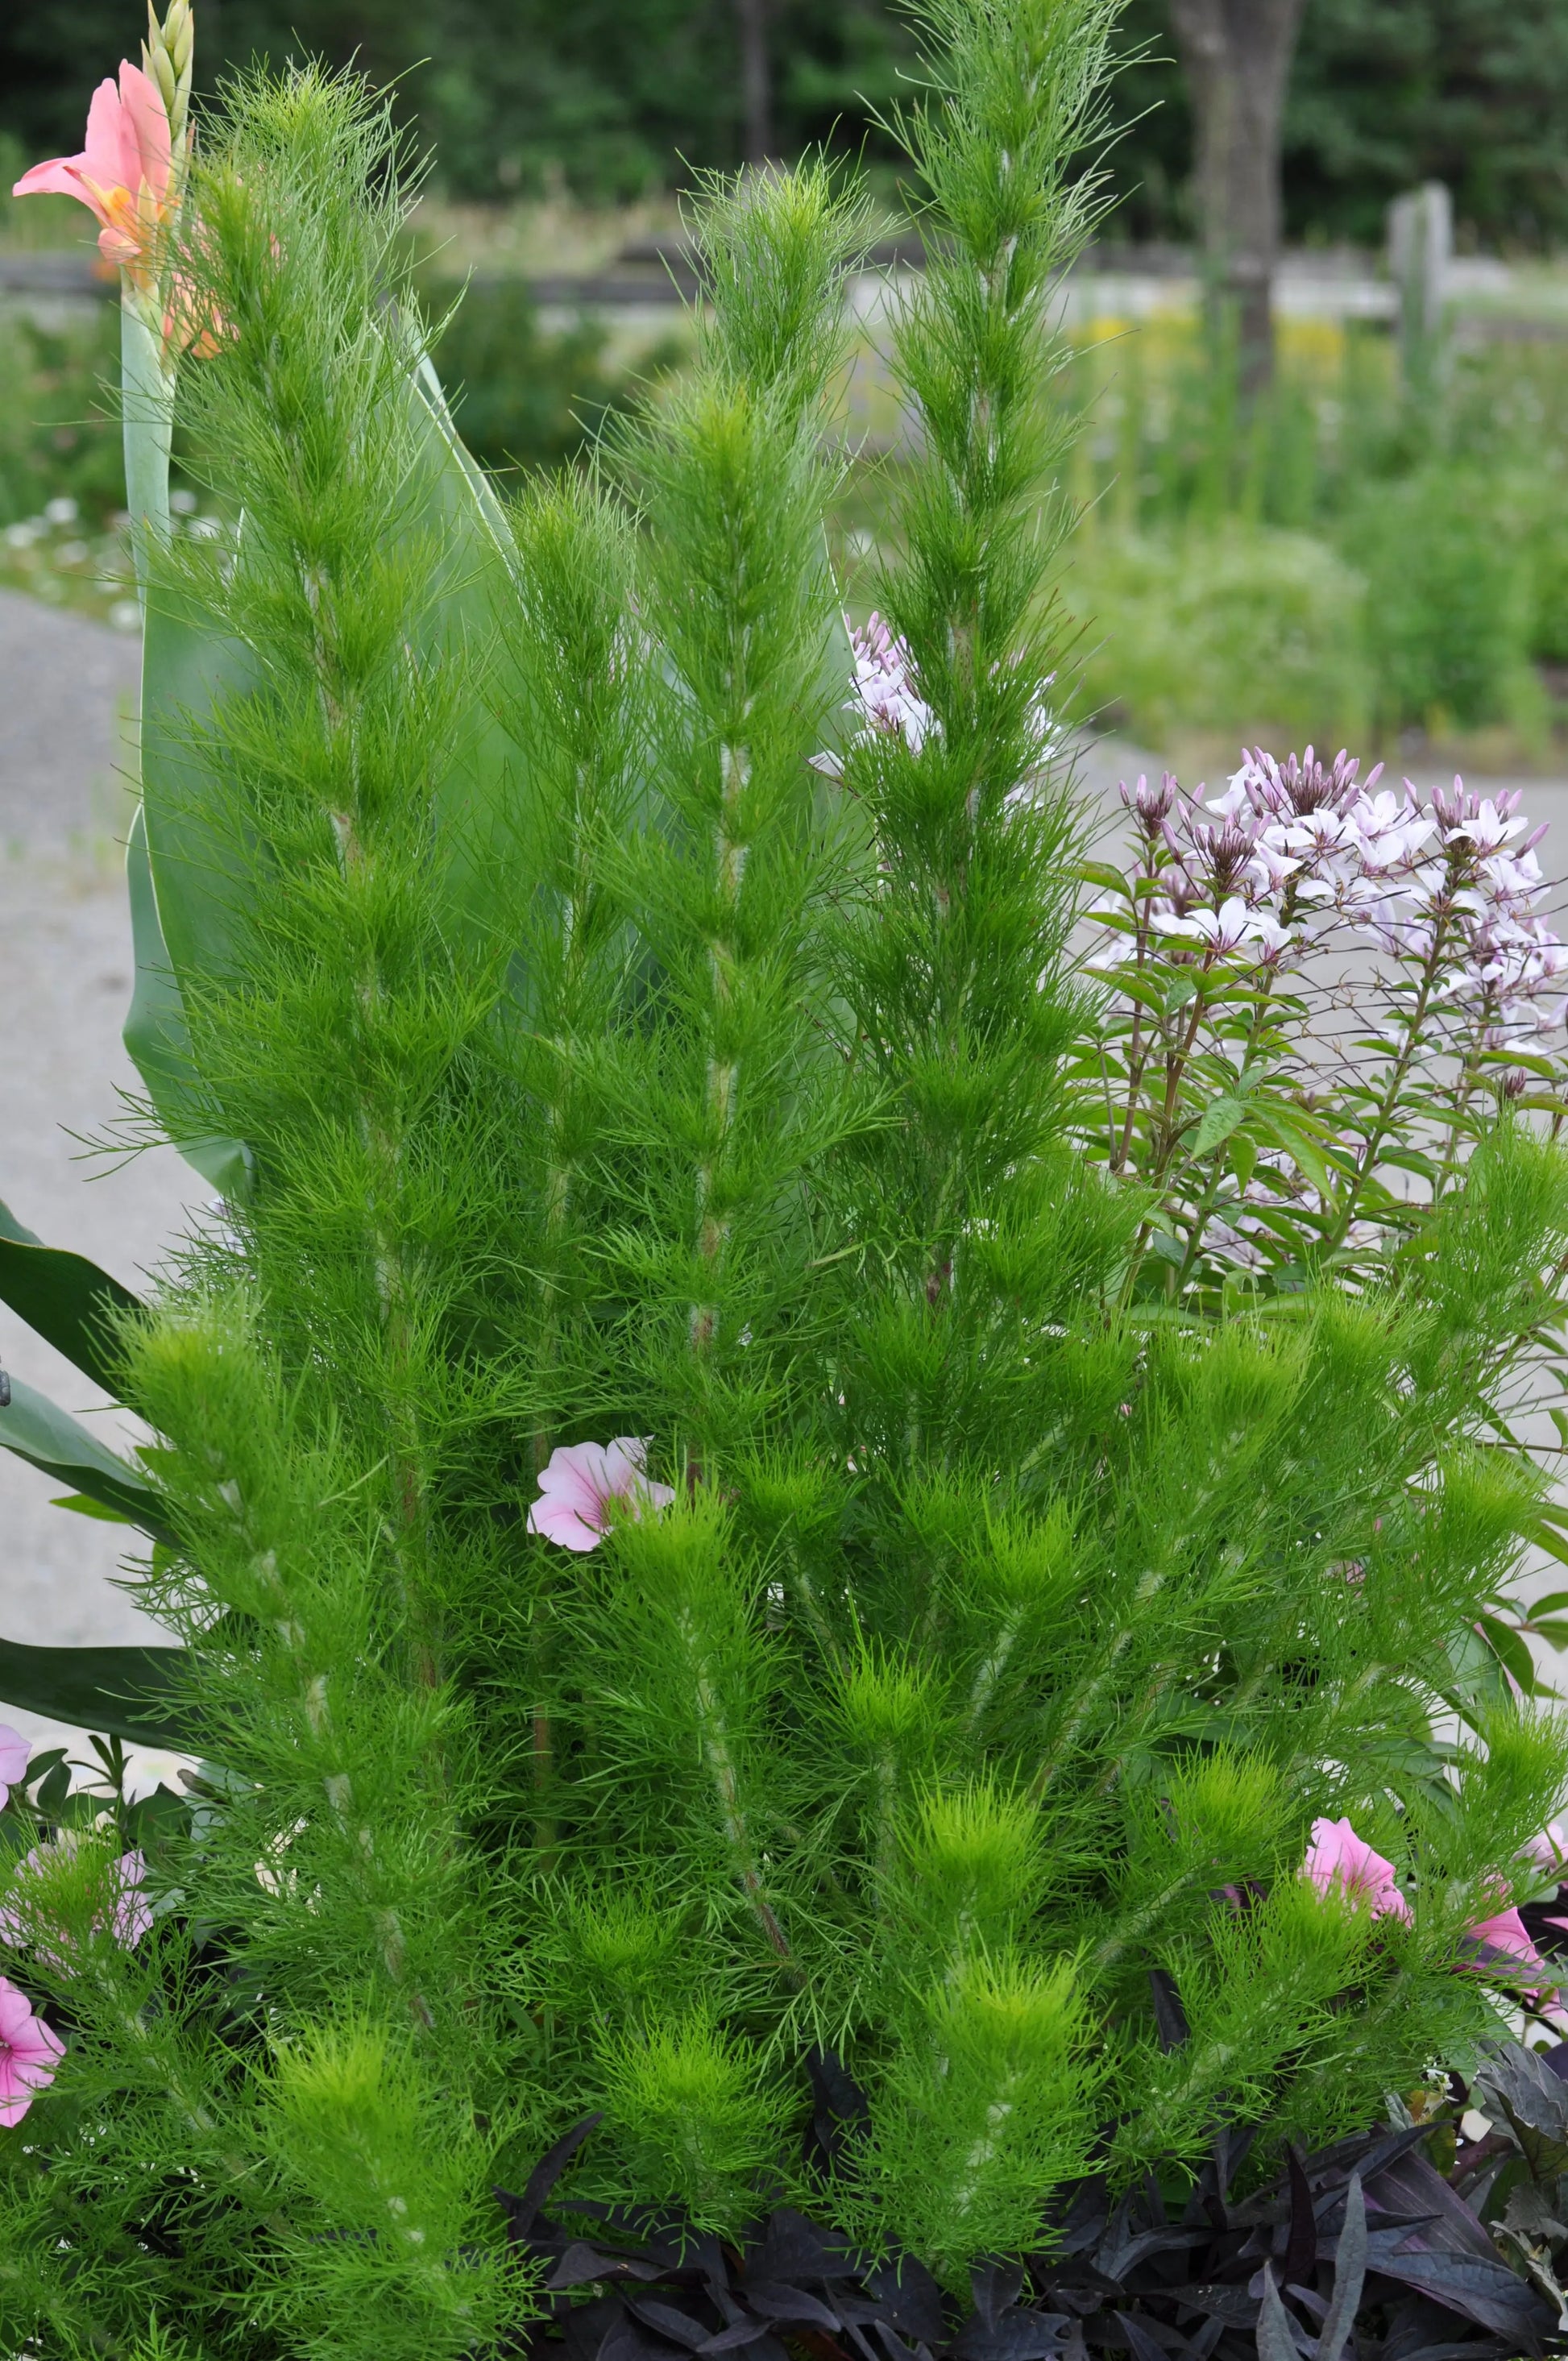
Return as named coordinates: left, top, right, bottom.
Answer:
left=1283, top=0, right=1568, bottom=248
left=736, top=0, right=772, bottom=161
left=2, top=0, right=1566, bottom=241
left=1167, top=0, right=1307, bottom=392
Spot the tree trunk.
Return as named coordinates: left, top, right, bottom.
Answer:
left=1168, top=0, right=1309, bottom=396
left=733, top=0, right=773, bottom=165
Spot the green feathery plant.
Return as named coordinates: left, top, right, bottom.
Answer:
left=2, top=2, right=1568, bottom=2352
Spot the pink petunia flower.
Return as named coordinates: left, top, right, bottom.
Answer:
left=0, top=1727, right=29, bottom=1806
left=1466, top=1902, right=1549, bottom=1978
left=0, top=1841, right=152, bottom=1965
left=0, top=1977, right=63, bottom=2126
left=1524, top=1821, right=1568, bottom=1881
left=1301, top=1816, right=1412, bottom=1923
left=13, top=64, right=173, bottom=285
left=526, top=1438, right=676, bottom=1553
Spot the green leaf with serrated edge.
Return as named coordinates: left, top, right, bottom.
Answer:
left=124, top=788, right=253, bottom=1201
left=0, top=1199, right=143, bottom=1396
left=0, top=1637, right=191, bottom=1749
left=1256, top=1111, right=1334, bottom=1199
left=1088, top=967, right=1170, bottom=1015
left=1074, top=859, right=1133, bottom=898
left=1190, top=1097, right=1247, bottom=1156
left=0, top=1377, right=166, bottom=1537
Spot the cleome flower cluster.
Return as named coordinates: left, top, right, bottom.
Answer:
left=1081, top=749, right=1568, bottom=1285
left=1129, top=751, right=1568, bottom=1050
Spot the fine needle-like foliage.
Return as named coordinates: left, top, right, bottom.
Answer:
left=3, top=2, right=1568, bottom=2355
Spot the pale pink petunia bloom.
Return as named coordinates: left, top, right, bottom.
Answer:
left=1467, top=1903, right=1544, bottom=1966
left=0, top=1977, right=63, bottom=2125
left=526, top=1438, right=676, bottom=1553
left=0, top=1841, right=152, bottom=1964
left=108, top=1850, right=153, bottom=1948
left=1524, top=1822, right=1568, bottom=1880
left=13, top=64, right=173, bottom=284
left=0, top=1726, right=29, bottom=1804
left=1301, top=1815, right=1412, bottom=1923
left=1466, top=1904, right=1553, bottom=1999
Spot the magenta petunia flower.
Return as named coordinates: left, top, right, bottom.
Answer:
left=0, top=1977, right=63, bottom=2125
left=526, top=1438, right=676, bottom=1553
left=1301, top=1816, right=1412, bottom=1923
left=0, top=1726, right=29, bottom=1804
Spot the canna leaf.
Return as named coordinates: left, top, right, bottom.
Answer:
left=124, top=784, right=253, bottom=1201
left=0, top=1376, right=167, bottom=1537
left=0, top=1197, right=143, bottom=1396
left=49, top=1493, right=142, bottom=1525
left=136, top=338, right=540, bottom=1046
left=0, top=1201, right=39, bottom=1248
left=0, top=1634, right=192, bottom=1749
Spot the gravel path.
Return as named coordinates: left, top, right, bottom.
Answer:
left=2, top=585, right=1567, bottom=1767
left=0, top=591, right=196, bottom=1774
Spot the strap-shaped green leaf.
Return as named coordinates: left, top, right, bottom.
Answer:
left=0, top=1633, right=192, bottom=1748
left=0, top=1196, right=143, bottom=1396
left=138, top=339, right=535, bottom=1041
left=0, top=1375, right=167, bottom=1537
left=123, top=800, right=253, bottom=1201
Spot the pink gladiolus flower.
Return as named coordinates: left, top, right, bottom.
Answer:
left=526, top=1438, right=676, bottom=1553
left=13, top=64, right=173, bottom=284
left=1301, top=1816, right=1412, bottom=1922
left=0, top=1726, right=29, bottom=1805
left=0, top=1977, right=63, bottom=2126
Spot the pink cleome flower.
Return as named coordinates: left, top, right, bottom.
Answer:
left=0, top=1727, right=29, bottom=1806
left=12, top=64, right=173, bottom=284
left=0, top=1977, right=63, bottom=2126
left=526, top=1438, right=676, bottom=1554
left=1301, top=1815, right=1412, bottom=1923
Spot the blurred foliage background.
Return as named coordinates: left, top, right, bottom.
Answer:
left=1, top=0, right=1565, bottom=237
left=2, top=0, right=1568, bottom=769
